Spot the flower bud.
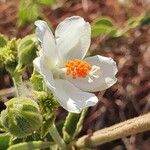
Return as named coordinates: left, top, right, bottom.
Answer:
left=1, top=98, right=42, bottom=138
left=17, top=35, right=37, bottom=69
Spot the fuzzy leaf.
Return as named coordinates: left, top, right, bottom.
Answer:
left=41, top=116, right=55, bottom=138
left=62, top=109, right=88, bottom=143
left=0, top=133, right=11, bottom=150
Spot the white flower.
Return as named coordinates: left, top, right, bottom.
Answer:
left=33, top=16, right=118, bottom=113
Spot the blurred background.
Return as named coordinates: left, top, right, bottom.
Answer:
left=0, top=0, right=150, bottom=149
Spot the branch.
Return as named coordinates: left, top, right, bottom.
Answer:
left=76, top=113, right=150, bottom=148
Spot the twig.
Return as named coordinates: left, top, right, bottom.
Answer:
left=0, top=87, right=15, bottom=97
left=76, top=113, right=150, bottom=148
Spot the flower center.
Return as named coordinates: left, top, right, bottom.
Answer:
left=65, top=59, right=92, bottom=79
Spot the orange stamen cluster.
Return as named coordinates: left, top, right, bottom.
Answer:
left=65, top=59, right=91, bottom=79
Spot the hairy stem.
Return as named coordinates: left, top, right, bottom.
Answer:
left=12, top=73, right=22, bottom=97
left=76, top=113, right=150, bottom=148
left=49, top=123, right=67, bottom=150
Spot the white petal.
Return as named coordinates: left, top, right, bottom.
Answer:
left=33, top=57, right=55, bottom=90
left=55, top=16, right=91, bottom=64
left=33, top=57, right=41, bottom=73
left=35, top=20, right=58, bottom=67
left=53, top=79, right=98, bottom=113
left=68, top=55, right=118, bottom=92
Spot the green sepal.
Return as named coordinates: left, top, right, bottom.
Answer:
left=7, top=141, right=51, bottom=150
left=62, top=109, right=88, bottom=143
left=35, top=91, right=58, bottom=116
left=0, top=133, right=11, bottom=150
left=30, top=71, right=43, bottom=91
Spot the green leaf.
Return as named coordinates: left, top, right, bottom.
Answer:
left=7, top=141, right=51, bottom=150
left=94, top=17, right=113, bottom=27
left=126, top=14, right=144, bottom=29
left=92, top=25, right=117, bottom=37
left=91, top=17, right=117, bottom=37
left=18, top=0, right=39, bottom=26
left=0, top=34, right=7, bottom=47
left=41, top=116, right=55, bottom=138
left=9, top=137, right=23, bottom=146
left=140, top=12, right=150, bottom=26
left=62, top=109, right=88, bottom=143
left=0, top=133, right=11, bottom=150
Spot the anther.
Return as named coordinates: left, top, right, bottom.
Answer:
left=65, top=59, right=91, bottom=79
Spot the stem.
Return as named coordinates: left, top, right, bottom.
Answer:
left=12, top=73, right=22, bottom=97
left=49, top=123, right=67, bottom=150
left=73, top=108, right=88, bottom=138
left=76, top=113, right=150, bottom=148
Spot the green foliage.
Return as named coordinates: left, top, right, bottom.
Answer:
left=18, top=0, right=56, bottom=26
left=92, top=14, right=148, bottom=38
left=140, top=11, right=150, bottom=26
left=30, top=71, right=43, bottom=91
left=32, top=90, right=58, bottom=138
left=62, top=109, right=87, bottom=143
left=0, top=133, right=11, bottom=150
left=0, top=34, right=38, bottom=75
left=1, top=98, right=42, bottom=138
left=0, top=38, right=17, bottom=72
left=7, top=141, right=51, bottom=150
left=35, top=91, right=58, bottom=116
left=125, top=14, right=145, bottom=29
left=91, top=17, right=117, bottom=37
left=41, top=116, right=55, bottom=138
left=18, top=0, right=39, bottom=26
left=0, top=34, right=7, bottom=47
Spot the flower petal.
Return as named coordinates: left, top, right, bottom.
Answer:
left=33, top=57, right=55, bottom=90
left=55, top=16, right=91, bottom=64
left=68, top=55, right=118, bottom=92
left=53, top=79, right=98, bottom=113
left=35, top=20, right=58, bottom=67
left=33, top=57, right=41, bottom=73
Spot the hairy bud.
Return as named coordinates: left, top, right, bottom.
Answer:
left=1, top=98, right=42, bottom=138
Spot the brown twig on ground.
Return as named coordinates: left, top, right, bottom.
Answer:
left=76, top=113, right=150, bottom=148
